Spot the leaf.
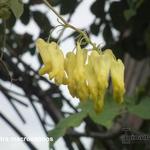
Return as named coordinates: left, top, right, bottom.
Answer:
left=103, top=24, right=114, bottom=45
left=48, top=111, right=87, bottom=148
left=124, top=0, right=144, bottom=20
left=60, top=0, right=77, bottom=15
left=51, top=0, right=61, bottom=6
left=109, top=1, right=127, bottom=31
left=90, top=0, right=105, bottom=20
left=90, top=23, right=100, bottom=36
left=32, top=11, right=52, bottom=32
left=0, top=7, right=11, bottom=19
left=127, top=97, right=150, bottom=119
left=79, top=95, right=123, bottom=129
left=20, top=4, right=30, bottom=25
left=6, top=13, right=16, bottom=28
left=127, top=0, right=144, bottom=10
left=33, top=11, right=53, bottom=39
left=0, top=0, right=8, bottom=7
left=124, top=9, right=136, bottom=20
left=8, top=0, right=24, bottom=18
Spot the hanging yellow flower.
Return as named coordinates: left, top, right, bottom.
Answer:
left=36, top=38, right=125, bottom=113
left=110, top=59, right=125, bottom=104
left=65, top=42, right=89, bottom=101
left=36, top=38, right=65, bottom=85
left=85, top=49, right=115, bottom=113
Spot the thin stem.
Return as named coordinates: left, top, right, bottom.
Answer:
left=42, top=0, right=97, bottom=50
left=0, top=59, right=12, bottom=81
left=0, top=20, right=6, bottom=59
left=43, top=0, right=67, bottom=24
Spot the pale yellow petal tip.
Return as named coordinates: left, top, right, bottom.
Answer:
left=114, top=96, right=124, bottom=104
left=36, top=38, right=46, bottom=53
left=38, top=65, right=51, bottom=76
left=38, top=69, right=44, bottom=76
left=94, top=100, right=104, bottom=114
left=38, top=68, right=46, bottom=76
left=36, top=38, right=44, bottom=46
left=113, top=88, right=125, bottom=104
left=104, top=49, right=113, bottom=54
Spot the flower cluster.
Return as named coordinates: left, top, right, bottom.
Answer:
left=36, top=38, right=125, bottom=113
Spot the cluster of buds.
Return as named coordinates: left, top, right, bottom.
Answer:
left=36, top=38, right=125, bottom=113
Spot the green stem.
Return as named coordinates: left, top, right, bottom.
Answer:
left=42, top=0, right=97, bottom=50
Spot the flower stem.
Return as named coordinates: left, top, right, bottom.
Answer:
left=42, top=0, right=97, bottom=50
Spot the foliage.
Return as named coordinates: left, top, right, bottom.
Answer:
left=127, top=97, right=150, bottom=119
left=49, top=95, right=150, bottom=148
left=8, top=0, right=24, bottom=18
left=0, top=0, right=23, bottom=19
left=79, top=95, right=123, bottom=129
left=48, top=111, right=87, bottom=148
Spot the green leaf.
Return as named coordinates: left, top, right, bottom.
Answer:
left=0, top=0, right=8, bottom=6
left=0, top=7, right=11, bottom=19
left=48, top=111, right=87, bottom=148
left=8, top=0, right=24, bottom=18
left=124, top=0, right=144, bottom=20
left=79, top=95, right=123, bottom=129
left=124, top=9, right=136, bottom=20
left=127, top=97, right=150, bottom=119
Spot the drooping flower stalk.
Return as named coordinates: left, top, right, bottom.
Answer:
left=36, top=0, right=125, bottom=113
left=36, top=39, right=125, bottom=113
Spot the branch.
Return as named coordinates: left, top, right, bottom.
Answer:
left=1, top=90, right=26, bottom=123
left=28, top=96, right=48, bottom=135
left=67, top=128, right=121, bottom=139
left=0, top=112, right=38, bottom=150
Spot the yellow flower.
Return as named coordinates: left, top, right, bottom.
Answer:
left=74, top=43, right=89, bottom=100
left=36, top=38, right=65, bottom=85
left=65, top=52, right=77, bottom=97
left=86, top=50, right=113, bottom=113
left=65, top=42, right=88, bottom=101
left=74, top=42, right=87, bottom=81
left=85, top=51, right=99, bottom=101
left=111, top=59, right=125, bottom=103
left=36, top=38, right=125, bottom=113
